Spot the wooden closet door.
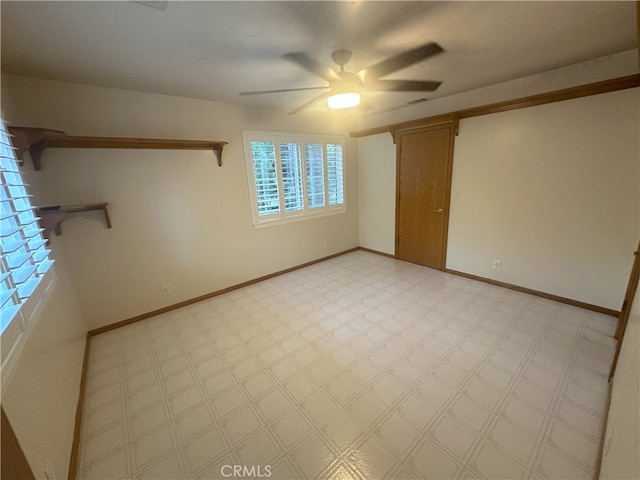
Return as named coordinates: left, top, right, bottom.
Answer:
left=396, top=124, right=454, bottom=269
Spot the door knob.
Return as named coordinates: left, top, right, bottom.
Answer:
left=434, top=208, right=443, bottom=214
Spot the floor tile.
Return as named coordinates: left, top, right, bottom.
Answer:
left=322, top=411, right=364, bottom=450
left=375, top=412, right=420, bottom=457
left=270, top=408, right=313, bottom=449
left=500, top=397, right=548, bottom=438
left=81, top=422, right=127, bottom=465
left=429, top=415, right=477, bottom=461
left=290, top=434, right=336, bottom=479
left=130, top=402, right=169, bottom=438
left=350, top=437, right=398, bottom=479
left=534, top=446, right=594, bottom=479
left=173, top=403, right=215, bottom=442
left=300, top=389, right=340, bottom=426
left=79, top=447, right=130, bottom=480
left=76, top=251, right=616, bottom=480
left=132, top=425, right=174, bottom=470
left=181, top=427, right=226, bottom=475
left=469, top=443, right=527, bottom=479
left=135, top=451, right=185, bottom=479
left=234, top=429, right=281, bottom=467
left=486, top=418, right=538, bottom=465
left=220, top=406, right=262, bottom=445
left=407, top=438, right=461, bottom=479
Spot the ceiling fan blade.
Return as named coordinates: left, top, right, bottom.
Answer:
left=239, top=86, right=329, bottom=96
left=283, top=52, right=342, bottom=83
left=288, top=91, right=332, bottom=115
left=359, top=42, right=444, bottom=80
left=364, top=79, right=442, bottom=92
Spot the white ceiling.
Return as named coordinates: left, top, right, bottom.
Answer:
left=1, top=1, right=637, bottom=115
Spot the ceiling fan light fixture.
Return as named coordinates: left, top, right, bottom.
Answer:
left=327, top=92, right=360, bottom=109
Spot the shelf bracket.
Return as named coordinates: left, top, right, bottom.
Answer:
left=29, top=140, right=46, bottom=172
left=37, top=203, right=112, bottom=244
left=213, top=143, right=224, bottom=167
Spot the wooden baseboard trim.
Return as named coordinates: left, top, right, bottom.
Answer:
left=358, top=246, right=397, bottom=259
left=88, top=248, right=360, bottom=337
left=68, top=333, right=91, bottom=480
left=445, top=269, right=620, bottom=317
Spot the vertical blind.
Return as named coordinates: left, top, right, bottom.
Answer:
left=0, top=119, right=54, bottom=334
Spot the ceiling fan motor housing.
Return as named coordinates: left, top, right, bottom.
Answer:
left=331, top=49, right=353, bottom=69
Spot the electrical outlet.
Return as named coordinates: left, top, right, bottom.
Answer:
left=161, top=284, right=171, bottom=295
left=492, top=259, right=502, bottom=270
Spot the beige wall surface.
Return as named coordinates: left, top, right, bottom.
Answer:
left=353, top=81, right=638, bottom=311
left=357, top=133, right=396, bottom=255
left=600, top=283, right=640, bottom=479
left=0, top=142, right=88, bottom=479
left=1, top=75, right=360, bottom=330
left=2, top=257, right=87, bottom=480
left=447, top=89, right=639, bottom=310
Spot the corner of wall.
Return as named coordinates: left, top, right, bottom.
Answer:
left=1, top=252, right=88, bottom=479
left=599, top=282, right=640, bottom=479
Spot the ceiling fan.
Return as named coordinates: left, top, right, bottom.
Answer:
left=239, top=42, right=444, bottom=114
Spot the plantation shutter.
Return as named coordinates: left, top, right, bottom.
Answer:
left=304, top=143, right=325, bottom=208
left=326, top=143, right=344, bottom=205
left=250, top=140, right=280, bottom=216
left=0, top=119, right=54, bottom=333
left=279, top=142, right=304, bottom=212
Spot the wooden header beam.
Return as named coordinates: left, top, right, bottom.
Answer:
left=350, top=74, right=640, bottom=139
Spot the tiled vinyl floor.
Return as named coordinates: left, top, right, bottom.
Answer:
left=78, top=251, right=616, bottom=479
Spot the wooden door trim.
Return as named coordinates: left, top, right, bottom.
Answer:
left=609, top=240, right=640, bottom=380
left=1, top=406, right=36, bottom=480
left=390, top=115, right=457, bottom=144
left=395, top=121, right=457, bottom=270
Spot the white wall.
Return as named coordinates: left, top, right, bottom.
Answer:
left=357, top=133, right=396, bottom=254
left=355, top=66, right=639, bottom=310
left=2, top=256, right=87, bottom=480
left=600, top=282, right=640, bottom=479
left=447, top=89, right=639, bottom=310
left=1, top=75, right=360, bottom=330
left=0, top=148, right=88, bottom=478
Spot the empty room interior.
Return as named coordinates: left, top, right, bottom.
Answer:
left=1, top=1, right=639, bottom=480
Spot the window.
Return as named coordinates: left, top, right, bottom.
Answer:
left=1, top=119, right=54, bottom=335
left=243, top=131, right=346, bottom=227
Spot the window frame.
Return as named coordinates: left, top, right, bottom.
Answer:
left=242, top=130, right=346, bottom=228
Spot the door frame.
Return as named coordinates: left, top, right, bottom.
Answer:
left=609, top=239, right=640, bottom=379
left=394, top=117, right=458, bottom=270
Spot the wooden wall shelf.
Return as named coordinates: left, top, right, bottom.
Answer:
left=8, top=127, right=228, bottom=170
left=36, top=203, right=112, bottom=242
